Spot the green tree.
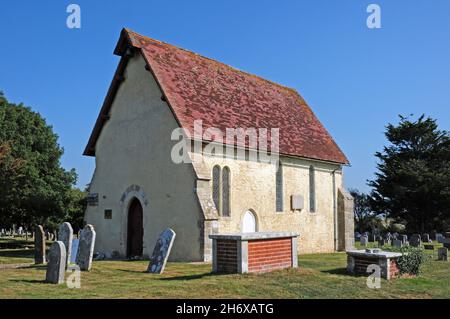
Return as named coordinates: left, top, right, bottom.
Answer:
left=349, top=188, right=378, bottom=233
left=368, top=115, right=450, bottom=233
left=0, top=92, right=77, bottom=230
left=66, top=187, right=87, bottom=233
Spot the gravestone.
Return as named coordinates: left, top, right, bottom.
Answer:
left=438, top=247, right=448, bottom=261
left=355, top=232, right=361, bottom=240
left=147, top=228, right=176, bottom=274
left=75, top=224, right=96, bottom=271
left=71, top=239, right=80, bottom=263
left=45, top=241, right=66, bottom=284
left=393, top=240, right=403, bottom=248
left=378, top=238, right=387, bottom=247
left=392, top=232, right=399, bottom=240
left=400, top=234, right=408, bottom=245
left=422, top=234, right=431, bottom=243
left=360, top=235, right=368, bottom=247
left=410, top=234, right=421, bottom=247
left=58, top=222, right=73, bottom=267
left=443, top=238, right=450, bottom=250
left=34, top=225, right=46, bottom=264
left=436, top=233, right=444, bottom=244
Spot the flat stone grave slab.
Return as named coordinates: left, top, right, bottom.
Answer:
left=347, top=249, right=403, bottom=280
left=210, top=232, right=300, bottom=274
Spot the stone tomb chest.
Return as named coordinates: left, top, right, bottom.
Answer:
left=347, top=249, right=403, bottom=280
left=210, top=232, right=299, bottom=274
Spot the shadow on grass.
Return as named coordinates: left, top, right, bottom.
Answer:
left=117, top=269, right=228, bottom=281
left=0, top=249, right=34, bottom=259
left=321, top=268, right=352, bottom=276
left=116, top=269, right=148, bottom=274
left=159, top=272, right=231, bottom=281
left=9, top=279, right=47, bottom=284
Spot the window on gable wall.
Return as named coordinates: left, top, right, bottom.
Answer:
left=309, top=165, right=316, bottom=212
left=276, top=163, right=283, bottom=212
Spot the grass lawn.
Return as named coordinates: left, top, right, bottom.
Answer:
left=0, top=241, right=449, bottom=299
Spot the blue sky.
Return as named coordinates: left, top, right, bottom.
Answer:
left=0, top=1, right=449, bottom=193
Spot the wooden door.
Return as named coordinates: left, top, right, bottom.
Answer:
left=127, top=198, right=143, bottom=257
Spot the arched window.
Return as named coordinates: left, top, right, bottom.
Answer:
left=276, top=163, right=283, bottom=212
left=222, top=166, right=230, bottom=217
left=212, top=165, right=221, bottom=212
left=309, top=165, right=316, bottom=212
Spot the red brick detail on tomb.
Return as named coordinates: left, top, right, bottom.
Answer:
left=248, top=238, right=292, bottom=273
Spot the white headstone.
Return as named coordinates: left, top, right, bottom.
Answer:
left=360, top=236, right=368, bottom=247
left=45, top=241, right=67, bottom=284
left=75, top=224, right=96, bottom=271
left=147, top=228, right=176, bottom=274
left=58, top=222, right=73, bottom=267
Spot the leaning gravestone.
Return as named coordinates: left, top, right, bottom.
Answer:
left=76, top=224, right=96, bottom=271
left=34, top=225, right=46, bottom=264
left=410, top=234, right=421, bottom=247
left=438, top=247, right=448, bottom=261
left=436, top=233, right=444, bottom=244
left=422, top=234, right=431, bottom=243
left=58, top=222, right=73, bottom=267
left=45, top=241, right=67, bottom=284
left=360, top=235, right=368, bottom=247
left=147, top=228, right=176, bottom=274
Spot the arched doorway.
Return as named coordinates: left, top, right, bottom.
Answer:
left=242, top=210, right=257, bottom=233
left=127, top=198, right=143, bottom=258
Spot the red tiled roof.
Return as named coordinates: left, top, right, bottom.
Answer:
left=84, top=29, right=349, bottom=165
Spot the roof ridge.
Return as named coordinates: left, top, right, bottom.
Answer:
left=124, top=28, right=303, bottom=99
